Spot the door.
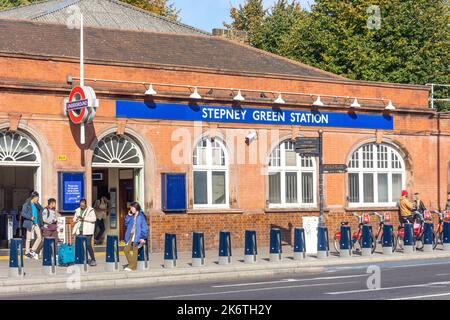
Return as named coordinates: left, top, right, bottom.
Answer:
left=119, top=179, right=134, bottom=240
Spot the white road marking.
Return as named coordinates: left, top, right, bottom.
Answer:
left=390, top=292, right=450, bottom=300
left=211, top=274, right=367, bottom=288
left=436, top=273, right=450, bottom=276
left=156, top=281, right=357, bottom=299
left=326, top=281, right=450, bottom=295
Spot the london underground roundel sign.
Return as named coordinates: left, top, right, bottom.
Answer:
left=65, top=86, right=98, bottom=124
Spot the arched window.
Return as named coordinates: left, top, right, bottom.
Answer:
left=193, top=137, right=228, bottom=208
left=268, top=140, right=316, bottom=207
left=348, top=143, right=405, bottom=206
left=0, top=130, right=40, bottom=165
left=93, top=134, right=144, bottom=168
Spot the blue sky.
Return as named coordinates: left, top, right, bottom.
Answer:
left=172, top=0, right=314, bottom=32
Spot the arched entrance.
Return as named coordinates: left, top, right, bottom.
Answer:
left=0, top=130, right=41, bottom=245
left=91, top=134, right=144, bottom=242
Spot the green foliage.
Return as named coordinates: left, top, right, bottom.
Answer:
left=0, top=0, right=36, bottom=10
left=229, top=0, right=450, bottom=110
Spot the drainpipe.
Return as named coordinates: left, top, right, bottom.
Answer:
left=437, top=112, right=442, bottom=211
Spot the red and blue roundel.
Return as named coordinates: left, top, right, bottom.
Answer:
left=66, top=86, right=97, bottom=124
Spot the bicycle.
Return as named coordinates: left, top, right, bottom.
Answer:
left=333, top=213, right=376, bottom=254
left=397, top=211, right=436, bottom=251
left=431, top=210, right=450, bottom=249
left=373, top=212, right=397, bottom=252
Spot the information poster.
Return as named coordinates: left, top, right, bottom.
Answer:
left=302, top=216, right=319, bottom=254
left=58, top=172, right=85, bottom=212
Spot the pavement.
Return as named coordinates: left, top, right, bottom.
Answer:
left=1, top=244, right=450, bottom=298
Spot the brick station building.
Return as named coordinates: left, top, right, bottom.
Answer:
left=0, top=0, right=448, bottom=252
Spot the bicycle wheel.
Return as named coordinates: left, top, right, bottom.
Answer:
left=392, top=234, right=398, bottom=252
left=416, top=235, right=424, bottom=251
left=333, top=237, right=340, bottom=254
left=370, top=234, right=377, bottom=254
left=433, top=231, right=442, bottom=250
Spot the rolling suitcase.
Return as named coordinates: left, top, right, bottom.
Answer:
left=58, top=224, right=75, bottom=266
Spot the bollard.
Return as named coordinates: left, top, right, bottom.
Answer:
left=218, top=231, right=232, bottom=265
left=293, top=228, right=306, bottom=260
left=42, top=237, right=57, bottom=275
left=244, top=230, right=258, bottom=264
left=137, top=240, right=149, bottom=270
left=164, top=233, right=177, bottom=268
left=423, top=222, right=434, bottom=252
left=317, top=226, right=329, bottom=259
left=382, top=224, right=393, bottom=255
left=75, top=235, right=89, bottom=273
left=443, top=221, right=450, bottom=251
left=361, top=225, right=373, bottom=256
left=105, top=235, right=120, bottom=272
left=269, top=228, right=282, bottom=262
left=403, top=223, right=415, bottom=254
left=339, top=225, right=352, bottom=257
left=192, top=232, right=206, bottom=267
left=9, top=238, right=24, bottom=277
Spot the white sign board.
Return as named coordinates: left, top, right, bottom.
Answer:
left=302, top=216, right=319, bottom=254
left=57, top=217, right=66, bottom=243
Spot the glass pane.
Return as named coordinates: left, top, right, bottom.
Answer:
left=285, top=172, right=298, bottom=203
left=363, top=144, right=374, bottom=168
left=349, top=151, right=359, bottom=168
left=363, top=173, right=374, bottom=203
left=377, top=145, right=388, bottom=169
left=269, top=172, right=281, bottom=204
left=378, top=173, right=388, bottom=202
left=212, top=171, right=226, bottom=204
left=392, top=174, right=402, bottom=203
left=285, top=149, right=297, bottom=166
left=302, top=172, right=314, bottom=203
left=193, top=171, right=208, bottom=205
left=348, top=173, right=359, bottom=203
left=269, top=145, right=281, bottom=167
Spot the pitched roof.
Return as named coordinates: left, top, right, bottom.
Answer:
left=0, top=0, right=208, bottom=35
left=0, top=19, right=343, bottom=80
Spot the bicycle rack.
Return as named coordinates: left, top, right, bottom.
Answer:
left=75, top=235, right=89, bottom=273
left=339, top=225, right=352, bottom=258
left=105, top=235, right=120, bottom=272
left=269, top=228, right=282, bottom=262
left=294, top=228, right=306, bottom=260
left=9, top=238, right=24, bottom=278
left=317, top=226, right=329, bottom=259
left=403, top=223, right=415, bottom=254
left=192, top=232, right=206, bottom=267
left=164, top=233, right=177, bottom=269
left=361, top=225, right=373, bottom=256
left=43, top=237, right=57, bottom=275
left=218, top=231, right=232, bottom=265
left=137, top=239, right=149, bottom=270
left=443, top=221, right=450, bottom=251
left=423, top=222, right=434, bottom=252
left=244, top=230, right=258, bottom=264
left=382, top=224, right=393, bottom=255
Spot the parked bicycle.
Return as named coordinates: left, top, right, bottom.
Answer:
left=373, top=212, right=397, bottom=252
left=333, top=213, right=376, bottom=254
left=431, top=210, right=450, bottom=249
left=397, top=210, right=436, bottom=251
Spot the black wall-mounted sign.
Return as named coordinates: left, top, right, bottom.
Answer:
left=322, top=164, right=348, bottom=173
left=294, top=137, right=320, bottom=157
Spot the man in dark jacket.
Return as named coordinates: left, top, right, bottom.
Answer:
left=21, top=191, right=44, bottom=259
left=413, top=193, right=427, bottom=214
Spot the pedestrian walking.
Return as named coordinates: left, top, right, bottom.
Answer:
left=123, top=202, right=149, bottom=272
left=94, top=196, right=109, bottom=245
left=21, top=191, right=44, bottom=260
left=72, top=199, right=97, bottom=266
left=36, top=198, right=60, bottom=255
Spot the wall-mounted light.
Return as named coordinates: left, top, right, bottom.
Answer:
left=350, top=98, right=361, bottom=108
left=385, top=100, right=395, bottom=111
left=274, top=93, right=285, bottom=104
left=145, top=84, right=157, bottom=95
left=189, top=87, right=202, bottom=100
left=313, top=95, right=324, bottom=107
left=233, top=90, right=245, bottom=102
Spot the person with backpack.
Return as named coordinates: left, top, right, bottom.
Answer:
left=21, top=191, right=44, bottom=260
left=123, top=202, right=149, bottom=272
left=36, top=198, right=60, bottom=255
left=72, top=199, right=97, bottom=267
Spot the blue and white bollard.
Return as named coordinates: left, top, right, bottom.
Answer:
left=42, top=237, right=57, bottom=275
left=403, top=223, right=414, bottom=254
left=339, top=225, right=352, bottom=257
left=361, top=225, right=373, bottom=256
left=293, top=228, right=306, bottom=260
left=269, top=228, right=282, bottom=262
left=9, top=238, right=24, bottom=277
left=137, top=240, right=149, bottom=270
left=317, top=226, right=329, bottom=259
left=105, top=235, right=120, bottom=272
left=192, top=232, right=206, bottom=267
left=164, top=233, right=177, bottom=268
left=443, top=221, right=450, bottom=251
left=218, top=231, right=232, bottom=265
left=75, top=235, right=89, bottom=273
left=423, top=222, right=434, bottom=252
left=382, top=224, right=393, bottom=255
left=244, top=230, right=257, bottom=264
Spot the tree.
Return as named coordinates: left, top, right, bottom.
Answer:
left=228, top=0, right=450, bottom=109
left=0, top=0, right=180, bottom=21
left=225, top=0, right=265, bottom=47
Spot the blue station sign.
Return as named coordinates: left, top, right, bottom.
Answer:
left=116, top=101, right=393, bottom=130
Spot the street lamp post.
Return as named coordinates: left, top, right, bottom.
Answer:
left=318, top=129, right=324, bottom=227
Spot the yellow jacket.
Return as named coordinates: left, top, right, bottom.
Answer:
left=399, top=196, right=413, bottom=217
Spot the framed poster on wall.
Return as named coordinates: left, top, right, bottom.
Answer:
left=58, top=172, right=85, bottom=212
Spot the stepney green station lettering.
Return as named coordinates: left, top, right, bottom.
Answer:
left=116, top=101, right=393, bottom=130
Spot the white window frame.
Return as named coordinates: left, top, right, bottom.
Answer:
left=193, top=137, right=229, bottom=209
left=268, top=140, right=317, bottom=209
left=348, top=143, right=405, bottom=208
